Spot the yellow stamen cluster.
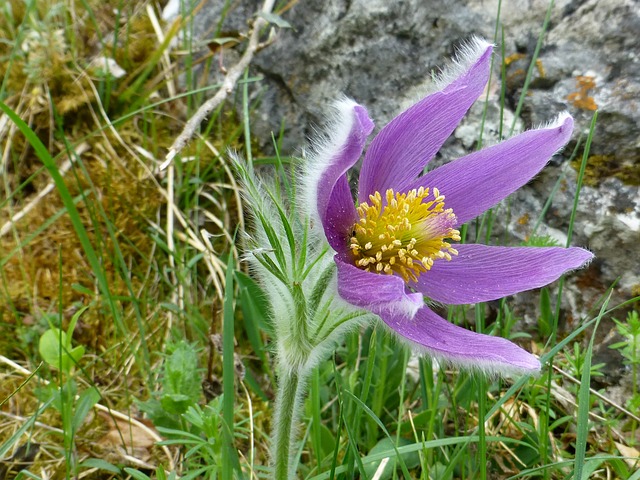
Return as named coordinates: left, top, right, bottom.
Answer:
left=350, top=187, right=460, bottom=282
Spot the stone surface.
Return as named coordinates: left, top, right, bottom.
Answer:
left=168, top=0, right=640, bottom=387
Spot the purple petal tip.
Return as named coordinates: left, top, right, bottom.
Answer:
left=354, top=104, right=374, bottom=134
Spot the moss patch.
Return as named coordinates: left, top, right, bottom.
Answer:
left=572, top=154, right=640, bottom=187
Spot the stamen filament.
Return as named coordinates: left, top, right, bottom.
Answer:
left=350, top=187, right=459, bottom=282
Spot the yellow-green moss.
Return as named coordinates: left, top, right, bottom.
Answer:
left=572, top=154, right=640, bottom=187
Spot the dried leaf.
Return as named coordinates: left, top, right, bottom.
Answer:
left=97, top=410, right=159, bottom=463
left=614, top=442, right=640, bottom=469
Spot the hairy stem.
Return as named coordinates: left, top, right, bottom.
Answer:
left=273, top=368, right=303, bottom=480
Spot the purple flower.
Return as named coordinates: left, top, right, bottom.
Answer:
left=307, top=38, right=593, bottom=375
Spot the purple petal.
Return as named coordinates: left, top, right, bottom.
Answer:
left=358, top=39, right=493, bottom=202
left=414, top=244, right=594, bottom=304
left=380, top=306, right=541, bottom=373
left=316, top=100, right=374, bottom=253
left=415, top=113, right=574, bottom=224
left=335, top=256, right=423, bottom=319
left=322, top=177, right=359, bottom=255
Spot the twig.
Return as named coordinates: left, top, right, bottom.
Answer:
left=552, top=364, right=640, bottom=423
left=0, top=355, right=176, bottom=471
left=0, top=410, right=64, bottom=434
left=161, top=0, right=277, bottom=169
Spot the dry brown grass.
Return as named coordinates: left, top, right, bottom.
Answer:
left=0, top=0, right=250, bottom=475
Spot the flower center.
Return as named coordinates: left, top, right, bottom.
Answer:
left=349, top=187, right=460, bottom=282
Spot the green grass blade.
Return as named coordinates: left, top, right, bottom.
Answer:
left=505, top=456, right=630, bottom=479
left=0, top=363, right=43, bottom=410
left=0, top=101, right=119, bottom=325
left=483, top=288, right=613, bottom=425
left=310, top=435, right=531, bottom=480
left=0, top=398, right=54, bottom=458
left=567, top=111, right=598, bottom=247
left=221, top=254, right=241, bottom=479
left=344, top=390, right=412, bottom=479
left=333, top=363, right=368, bottom=478
left=509, top=0, right=554, bottom=136
left=242, top=68, right=253, bottom=169
left=119, top=20, right=182, bottom=108
left=628, top=468, right=640, bottom=480
left=573, top=295, right=608, bottom=478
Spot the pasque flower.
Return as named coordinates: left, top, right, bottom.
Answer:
left=304, top=37, right=593, bottom=375
left=240, top=37, right=593, bottom=478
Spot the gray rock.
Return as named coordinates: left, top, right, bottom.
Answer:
left=173, top=0, right=640, bottom=392
left=252, top=0, right=496, bottom=152
left=181, top=0, right=640, bottom=175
